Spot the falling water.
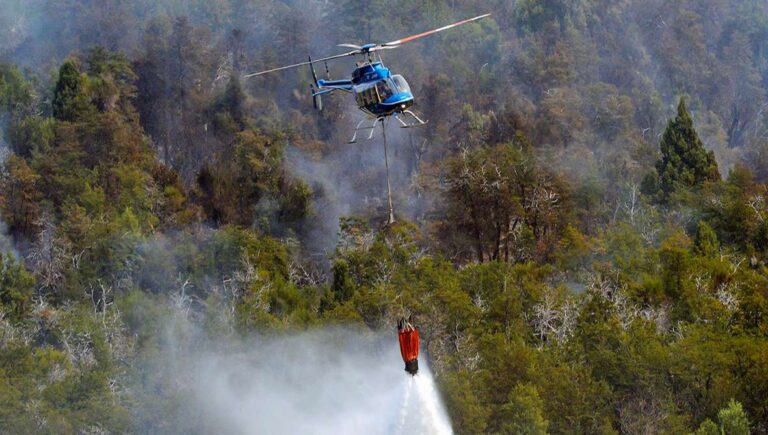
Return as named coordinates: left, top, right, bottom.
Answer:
left=394, top=364, right=454, bottom=435
left=155, top=328, right=454, bottom=434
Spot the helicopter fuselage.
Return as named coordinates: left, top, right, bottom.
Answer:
left=315, top=61, right=414, bottom=119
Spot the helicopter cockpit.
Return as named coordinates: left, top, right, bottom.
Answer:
left=354, top=73, right=415, bottom=117
left=375, top=75, right=411, bottom=101
left=390, top=75, right=411, bottom=94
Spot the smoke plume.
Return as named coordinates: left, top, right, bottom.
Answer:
left=138, top=325, right=452, bottom=434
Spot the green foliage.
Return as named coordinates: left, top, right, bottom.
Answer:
left=52, top=60, right=89, bottom=122
left=694, top=221, right=720, bottom=258
left=497, top=383, right=549, bottom=434
left=1, top=154, right=40, bottom=238
left=718, top=399, right=750, bottom=435
left=331, top=259, right=354, bottom=303
left=695, top=399, right=751, bottom=435
left=695, top=419, right=720, bottom=435
left=8, top=115, right=55, bottom=157
left=648, top=99, right=720, bottom=201
left=0, top=253, right=35, bottom=320
left=3, top=3, right=768, bottom=433
left=441, top=141, right=566, bottom=263
left=0, top=63, right=33, bottom=115
left=442, top=370, right=490, bottom=434
left=194, top=128, right=309, bottom=233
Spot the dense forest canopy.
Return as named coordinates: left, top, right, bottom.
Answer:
left=1, top=0, right=768, bottom=433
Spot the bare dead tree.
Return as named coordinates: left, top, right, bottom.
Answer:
left=24, top=399, right=48, bottom=432
left=374, top=259, right=395, bottom=286
left=639, top=304, right=671, bottom=334
left=748, top=194, right=766, bottom=223
left=531, top=293, right=578, bottom=346
left=225, top=256, right=271, bottom=316
left=288, top=260, right=327, bottom=287
left=170, top=277, right=200, bottom=320
left=617, top=183, right=641, bottom=224
left=27, top=214, right=72, bottom=297
left=85, top=280, right=113, bottom=319
left=60, top=327, right=95, bottom=368
left=716, top=282, right=740, bottom=314
left=618, top=396, right=669, bottom=435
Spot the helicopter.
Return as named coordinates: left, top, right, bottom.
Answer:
left=244, top=13, right=490, bottom=224
left=244, top=13, right=491, bottom=142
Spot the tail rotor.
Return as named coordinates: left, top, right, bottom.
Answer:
left=308, top=56, right=323, bottom=111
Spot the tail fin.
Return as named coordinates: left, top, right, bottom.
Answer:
left=308, top=56, right=323, bottom=111
left=308, top=56, right=320, bottom=87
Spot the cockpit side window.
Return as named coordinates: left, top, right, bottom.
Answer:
left=376, top=80, right=394, bottom=101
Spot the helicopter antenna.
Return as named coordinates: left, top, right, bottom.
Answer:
left=382, top=118, right=395, bottom=225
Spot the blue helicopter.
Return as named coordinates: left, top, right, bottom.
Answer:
left=244, top=13, right=490, bottom=143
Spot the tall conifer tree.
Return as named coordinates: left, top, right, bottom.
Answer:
left=652, top=98, right=720, bottom=199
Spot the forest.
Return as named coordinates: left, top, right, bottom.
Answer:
left=1, top=0, right=768, bottom=433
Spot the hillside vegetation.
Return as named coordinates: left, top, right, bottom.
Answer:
left=1, top=1, right=768, bottom=433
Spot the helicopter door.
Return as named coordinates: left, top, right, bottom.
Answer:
left=355, top=84, right=381, bottom=109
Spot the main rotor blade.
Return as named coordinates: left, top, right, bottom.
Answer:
left=379, top=13, right=491, bottom=48
left=243, top=50, right=359, bottom=78
left=338, top=43, right=363, bottom=50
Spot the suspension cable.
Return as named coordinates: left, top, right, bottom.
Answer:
left=381, top=118, right=395, bottom=224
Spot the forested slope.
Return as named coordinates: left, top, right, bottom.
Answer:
left=1, top=1, right=767, bottom=433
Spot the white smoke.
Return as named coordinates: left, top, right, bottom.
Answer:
left=284, top=118, right=427, bottom=254
left=148, top=327, right=452, bottom=434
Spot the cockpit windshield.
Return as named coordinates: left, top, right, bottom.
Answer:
left=391, top=75, right=411, bottom=94
left=375, top=76, right=411, bottom=101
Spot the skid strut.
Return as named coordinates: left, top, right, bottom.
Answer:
left=349, top=117, right=380, bottom=144
left=395, top=110, right=428, bottom=128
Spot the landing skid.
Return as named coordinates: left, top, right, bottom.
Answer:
left=395, top=110, right=428, bottom=128
left=349, top=117, right=381, bottom=144
left=348, top=111, right=427, bottom=144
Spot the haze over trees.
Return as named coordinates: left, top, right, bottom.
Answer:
left=1, top=0, right=768, bottom=433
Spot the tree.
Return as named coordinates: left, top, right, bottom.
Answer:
left=134, top=16, right=214, bottom=178
left=660, top=231, right=694, bottom=317
left=52, top=60, right=89, bottom=122
left=695, top=399, right=751, bottom=435
left=0, top=63, right=34, bottom=116
left=441, top=141, right=565, bottom=263
left=694, top=221, right=720, bottom=257
left=646, top=98, right=720, bottom=200
left=497, top=384, right=549, bottom=434
left=718, top=399, right=750, bottom=435
left=193, top=129, right=309, bottom=232
left=695, top=419, right=719, bottom=435
left=0, top=155, right=40, bottom=239
left=0, top=252, right=35, bottom=320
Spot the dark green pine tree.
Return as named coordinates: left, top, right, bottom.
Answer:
left=52, top=60, right=83, bottom=121
left=653, top=98, right=720, bottom=199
